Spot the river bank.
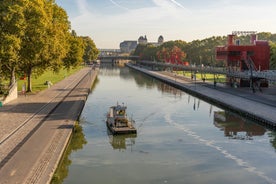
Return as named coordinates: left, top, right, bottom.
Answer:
left=0, top=66, right=98, bottom=184
left=126, top=63, right=276, bottom=128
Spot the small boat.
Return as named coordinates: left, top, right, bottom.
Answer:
left=106, top=103, right=137, bottom=135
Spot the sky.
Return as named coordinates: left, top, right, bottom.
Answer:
left=56, top=0, right=276, bottom=49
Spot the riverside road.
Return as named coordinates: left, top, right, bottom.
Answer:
left=0, top=67, right=98, bottom=184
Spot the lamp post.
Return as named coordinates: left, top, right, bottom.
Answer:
left=194, top=71, right=197, bottom=89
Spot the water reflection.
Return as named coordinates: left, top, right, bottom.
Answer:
left=269, top=132, right=276, bottom=150
left=187, top=95, right=202, bottom=111
left=129, top=68, right=156, bottom=88
left=101, top=64, right=185, bottom=99
left=63, top=65, right=276, bottom=184
left=214, top=111, right=266, bottom=140
left=90, top=76, right=99, bottom=92
left=107, top=129, right=137, bottom=151
left=51, top=123, right=87, bottom=184
left=100, top=63, right=133, bottom=79
left=158, top=83, right=183, bottom=98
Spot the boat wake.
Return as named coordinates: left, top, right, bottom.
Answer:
left=136, top=110, right=160, bottom=132
left=164, top=112, right=276, bottom=184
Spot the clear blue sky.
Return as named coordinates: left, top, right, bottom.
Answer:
left=56, top=0, right=276, bottom=49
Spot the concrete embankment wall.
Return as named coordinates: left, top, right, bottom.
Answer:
left=0, top=82, right=18, bottom=106
left=47, top=68, right=99, bottom=184
left=126, top=63, right=276, bottom=128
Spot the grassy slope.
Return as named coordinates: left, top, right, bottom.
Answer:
left=17, top=66, right=83, bottom=93
left=175, top=71, right=226, bottom=82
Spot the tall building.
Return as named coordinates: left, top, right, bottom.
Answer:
left=120, top=41, right=137, bottom=53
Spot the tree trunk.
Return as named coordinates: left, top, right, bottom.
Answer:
left=27, top=68, right=32, bottom=92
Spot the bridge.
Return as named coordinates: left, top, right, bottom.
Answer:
left=97, top=55, right=139, bottom=61
left=98, top=49, right=121, bottom=56
left=97, top=48, right=139, bottom=62
left=97, top=49, right=139, bottom=63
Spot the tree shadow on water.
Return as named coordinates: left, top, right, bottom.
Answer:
left=51, top=122, right=87, bottom=184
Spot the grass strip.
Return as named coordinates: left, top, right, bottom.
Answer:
left=17, top=66, right=83, bottom=93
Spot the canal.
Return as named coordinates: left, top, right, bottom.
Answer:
left=58, top=65, right=276, bottom=184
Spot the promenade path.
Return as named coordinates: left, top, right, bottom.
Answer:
left=0, top=66, right=98, bottom=184
left=127, top=63, right=276, bottom=127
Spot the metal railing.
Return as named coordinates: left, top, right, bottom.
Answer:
left=136, top=60, right=276, bottom=82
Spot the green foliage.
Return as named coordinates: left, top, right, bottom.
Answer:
left=51, top=122, right=87, bottom=184
left=133, top=44, right=147, bottom=58
left=19, top=0, right=73, bottom=92
left=270, top=42, right=276, bottom=70
left=81, top=36, right=99, bottom=63
left=0, top=0, right=26, bottom=85
left=133, top=42, right=187, bottom=63
left=63, top=31, right=84, bottom=69
left=133, top=44, right=159, bottom=61
left=133, top=33, right=276, bottom=68
left=175, top=71, right=226, bottom=82
left=142, top=44, right=158, bottom=60
left=183, top=36, right=227, bottom=66
left=47, top=3, right=71, bottom=72
left=17, top=66, right=82, bottom=93
left=161, top=40, right=187, bottom=50
left=0, top=0, right=98, bottom=93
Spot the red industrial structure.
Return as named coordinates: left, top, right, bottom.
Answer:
left=216, top=31, right=270, bottom=87
left=157, top=47, right=188, bottom=65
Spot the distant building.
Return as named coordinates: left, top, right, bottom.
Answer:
left=138, top=35, right=164, bottom=46
left=138, top=35, right=148, bottom=45
left=158, top=35, right=164, bottom=45
left=120, top=35, right=164, bottom=53
left=120, top=41, right=137, bottom=53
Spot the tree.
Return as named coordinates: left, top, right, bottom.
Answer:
left=20, top=0, right=71, bottom=92
left=133, top=44, right=147, bottom=59
left=81, top=36, right=99, bottom=64
left=182, top=36, right=226, bottom=66
left=157, top=47, right=170, bottom=62
left=270, top=42, right=276, bottom=70
left=170, top=46, right=186, bottom=64
left=1, top=0, right=98, bottom=92
left=47, top=2, right=71, bottom=72
left=63, top=31, right=84, bottom=69
left=0, top=0, right=26, bottom=85
left=142, top=44, right=158, bottom=61
left=19, top=0, right=51, bottom=92
left=157, top=46, right=186, bottom=64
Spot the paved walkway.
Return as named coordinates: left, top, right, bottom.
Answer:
left=127, top=64, right=276, bottom=127
left=0, top=67, right=98, bottom=184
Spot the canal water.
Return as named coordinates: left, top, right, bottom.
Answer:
left=60, top=65, right=276, bottom=184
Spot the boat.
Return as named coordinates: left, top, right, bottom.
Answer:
left=106, top=103, right=137, bottom=135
